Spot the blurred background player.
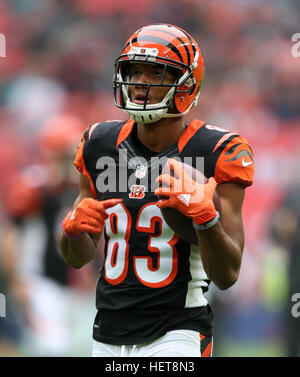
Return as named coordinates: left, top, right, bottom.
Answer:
left=1, top=114, right=99, bottom=356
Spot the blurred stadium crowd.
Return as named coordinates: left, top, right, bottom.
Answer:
left=0, top=0, right=300, bottom=356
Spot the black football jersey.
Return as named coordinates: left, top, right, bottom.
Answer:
left=74, top=119, right=254, bottom=345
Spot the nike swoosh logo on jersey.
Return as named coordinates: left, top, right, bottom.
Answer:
left=177, top=193, right=191, bottom=207
left=242, top=159, right=253, bottom=167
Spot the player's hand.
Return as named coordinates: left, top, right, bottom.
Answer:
left=154, top=158, right=218, bottom=225
left=62, top=197, right=122, bottom=237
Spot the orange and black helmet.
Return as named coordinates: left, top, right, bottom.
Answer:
left=113, top=24, right=204, bottom=124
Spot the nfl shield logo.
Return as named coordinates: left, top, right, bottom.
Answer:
left=135, top=164, right=147, bottom=179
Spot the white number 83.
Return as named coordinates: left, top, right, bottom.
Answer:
left=104, top=202, right=179, bottom=288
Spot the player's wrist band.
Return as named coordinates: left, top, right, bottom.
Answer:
left=192, top=211, right=220, bottom=231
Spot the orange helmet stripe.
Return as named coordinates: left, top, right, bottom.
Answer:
left=147, top=24, right=198, bottom=63
left=124, top=26, right=196, bottom=63
left=124, top=24, right=198, bottom=61
left=124, top=33, right=185, bottom=63
left=141, top=26, right=196, bottom=63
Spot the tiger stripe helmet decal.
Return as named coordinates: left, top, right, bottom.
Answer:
left=113, top=24, right=205, bottom=124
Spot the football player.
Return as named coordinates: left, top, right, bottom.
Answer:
left=59, top=24, right=254, bottom=357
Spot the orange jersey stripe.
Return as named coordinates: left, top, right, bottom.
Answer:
left=73, top=132, right=97, bottom=198
left=214, top=135, right=254, bottom=186
left=201, top=340, right=213, bottom=357
left=88, top=123, right=99, bottom=140
left=116, top=119, right=135, bottom=148
left=178, top=120, right=205, bottom=152
left=212, top=132, right=237, bottom=153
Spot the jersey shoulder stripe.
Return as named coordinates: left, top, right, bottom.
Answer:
left=73, top=120, right=129, bottom=196
left=180, top=121, right=238, bottom=156
left=87, top=120, right=127, bottom=142
left=179, top=121, right=235, bottom=178
left=73, top=126, right=97, bottom=197
left=179, top=121, right=254, bottom=187
left=212, top=132, right=239, bottom=153
left=203, top=125, right=254, bottom=187
left=116, top=119, right=135, bottom=148
left=214, top=134, right=254, bottom=187
left=178, top=120, right=206, bottom=152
